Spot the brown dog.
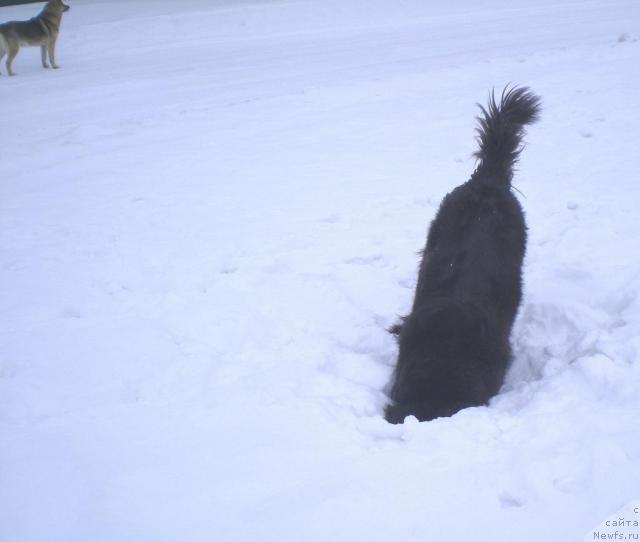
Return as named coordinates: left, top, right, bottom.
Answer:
left=0, top=0, right=70, bottom=76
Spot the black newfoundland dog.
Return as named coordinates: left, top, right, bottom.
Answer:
left=385, top=86, right=541, bottom=424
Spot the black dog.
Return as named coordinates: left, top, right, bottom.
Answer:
left=385, top=87, right=541, bottom=424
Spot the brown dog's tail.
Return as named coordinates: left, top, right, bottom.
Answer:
left=473, top=86, right=541, bottom=187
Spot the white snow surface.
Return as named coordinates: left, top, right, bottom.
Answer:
left=1, top=0, right=640, bottom=540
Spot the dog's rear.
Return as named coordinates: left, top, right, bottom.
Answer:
left=386, top=87, right=541, bottom=424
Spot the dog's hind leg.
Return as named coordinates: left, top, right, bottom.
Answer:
left=41, top=45, right=50, bottom=68
left=0, top=35, right=6, bottom=75
left=388, top=318, right=406, bottom=338
left=6, top=44, right=18, bottom=76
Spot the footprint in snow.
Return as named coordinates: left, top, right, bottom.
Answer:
left=345, top=254, right=385, bottom=266
left=398, top=277, right=415, bottom=289
left=62, top=307, right=84, bottom=319
left=498, top=492, right=525, bottom=509
left=219, top=266, right=238, bottom=274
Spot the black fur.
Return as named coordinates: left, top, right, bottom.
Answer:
left=385, top=86, right=541, bottom=424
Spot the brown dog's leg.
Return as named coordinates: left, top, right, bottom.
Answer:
left=48, top=40, right=59, bottom=69
left=7, top=45, right=18, bottom=76
left=41, top=45, right=50, bottom=68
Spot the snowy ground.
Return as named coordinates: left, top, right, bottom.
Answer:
left=1, top=0, right=640, bottom=540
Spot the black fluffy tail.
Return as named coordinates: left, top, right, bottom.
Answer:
left=473, top=86, right=541, bottom=186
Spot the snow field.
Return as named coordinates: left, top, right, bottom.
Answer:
left=1, top=0, right=640, bottom=540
